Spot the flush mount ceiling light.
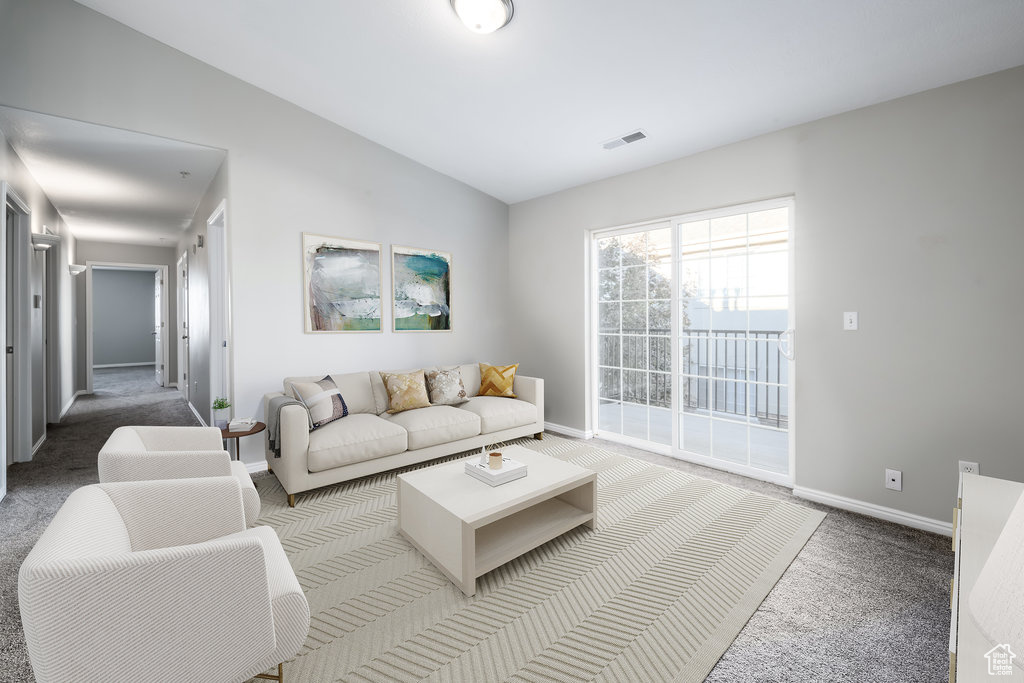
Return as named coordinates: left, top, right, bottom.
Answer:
left=450, top=0, right=513, bottom=34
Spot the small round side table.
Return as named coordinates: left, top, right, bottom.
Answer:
left=220, top=421, right=267, bottom=461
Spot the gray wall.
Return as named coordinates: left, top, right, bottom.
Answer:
left=0, top=0, right=511, bottom=463
left=509, top=66, right=1024, bottom=525
left=91, top=269, right=156, bottom=366
left=0, top=133, right=75, bottom=460
left=75, top=241, right=178, bottom=389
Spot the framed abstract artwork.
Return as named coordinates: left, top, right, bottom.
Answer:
left=391, top=245, right=452, bottom=332
left=302, top=233, right=382, bottom=333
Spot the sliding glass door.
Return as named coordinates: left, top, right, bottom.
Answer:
left=592, top=199, right=793, bottom=483
left=595, top=226, right=673, bottom=446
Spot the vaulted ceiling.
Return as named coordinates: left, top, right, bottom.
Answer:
left=72, top=0, right=1024, bottom=203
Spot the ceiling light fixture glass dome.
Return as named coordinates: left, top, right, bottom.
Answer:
left=450, top=0, right=513, bottom=34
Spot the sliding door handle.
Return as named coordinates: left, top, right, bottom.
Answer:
left=779, top=328, right=795, bottom=361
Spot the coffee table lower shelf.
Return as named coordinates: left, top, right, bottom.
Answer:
left=398, top=468, right=595, bottom=596
left=475, top=497, right=592, bottom=576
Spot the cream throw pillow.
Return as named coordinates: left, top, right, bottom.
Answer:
left=380, top=370, right=432, bottom=414
left=425, top=366, right=468, bottom=406
left=479, top=363, right=518, bottom=398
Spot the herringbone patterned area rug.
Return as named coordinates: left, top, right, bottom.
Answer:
left=253, top=435, right=824, bottom=682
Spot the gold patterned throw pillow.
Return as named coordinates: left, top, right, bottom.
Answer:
left=380, top=370, right=432, bottom=414
left=425, top=366, right=468, bottom=406
left=479, top=363, right=518, bottom=398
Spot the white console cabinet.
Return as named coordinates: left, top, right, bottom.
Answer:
left=950, top=473, right=1024, bottom=682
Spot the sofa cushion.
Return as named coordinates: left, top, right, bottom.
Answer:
left=306, top=414, right=408, bottom=473
left=458, top=396, right=537, bottom=434
left=384, top=406, right=480, bottom=450
left=284, top=372, right=377, bottom=415
left=459, top=363, right=481, bottom=398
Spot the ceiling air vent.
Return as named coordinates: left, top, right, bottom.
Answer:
left=603, top=129, right=647, bottom=150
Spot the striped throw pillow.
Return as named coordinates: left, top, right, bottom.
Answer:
left=293, top=376, right=349, bottom=429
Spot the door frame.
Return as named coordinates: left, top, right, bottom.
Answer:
left=3, top=182, right=31, bottom=470
left=586, top=196, right=796, bottom=487
left=43, top=238, right=62, bottom=423
left=207, top=199, right=233, bottom=424
left=85, top=262, right=169, bottom=393
left=176, top=251, right=189, bottom=403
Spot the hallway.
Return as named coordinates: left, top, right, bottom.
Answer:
left=0, top=366, right=199, bottom=680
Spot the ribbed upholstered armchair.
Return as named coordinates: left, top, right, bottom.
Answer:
left=98, top=425, right=260, bottom=525
left=19, top=477, right=309, bottom=683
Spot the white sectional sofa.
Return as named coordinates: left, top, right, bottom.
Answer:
left=264, top=364, right=544, bottom=506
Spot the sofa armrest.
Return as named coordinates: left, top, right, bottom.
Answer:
left=130, top=425, right=225, bottom=451
left=513, top=375, right=545, bottom=427
left=97, top=477, right=247, bottom=551
left=268, top=404, right=313, bottom=495
left=19, top=533, right=276, bottom=683
left=98, top=450, right=232, bottom=483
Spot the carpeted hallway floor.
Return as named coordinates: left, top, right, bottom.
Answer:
left=0, top=366, right=953, bottom=682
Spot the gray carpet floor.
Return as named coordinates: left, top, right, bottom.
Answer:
left=0, top=366, right=952, bottom=682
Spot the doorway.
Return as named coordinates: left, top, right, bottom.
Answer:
left=85, top=262, right=169, bottom=394
left=591, top=198, right=795, bottom=486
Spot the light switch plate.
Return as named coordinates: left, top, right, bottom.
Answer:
left=843, top=311, right=859, bottom=331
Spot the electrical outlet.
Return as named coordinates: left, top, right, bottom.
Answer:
left=959, top=461, right=980, bottom=475
left=885, top=468, right=902, bottom=491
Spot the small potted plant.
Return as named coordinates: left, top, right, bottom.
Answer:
left=212, top=397, right=231, bottom=429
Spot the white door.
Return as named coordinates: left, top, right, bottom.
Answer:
left=177, top=252, right=189, bottom=401
left=153, top=271, right=163, bottom=386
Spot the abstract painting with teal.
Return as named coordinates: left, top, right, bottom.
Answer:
left=303, top=234, right=381, bottom=332
left=393, top=246, right=451, bottom=331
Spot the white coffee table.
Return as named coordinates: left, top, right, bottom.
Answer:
left=397, top=444, right=596, bottom=596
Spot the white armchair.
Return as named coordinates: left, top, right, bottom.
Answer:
left=98, top=425, right=260, bottom=525
left=18, top=477, right=309, bottom=683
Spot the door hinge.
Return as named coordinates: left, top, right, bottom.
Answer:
left=6, top=346, right=12, bottom=354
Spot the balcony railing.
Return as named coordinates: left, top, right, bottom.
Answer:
left=600, top=328, right=788, bottom=428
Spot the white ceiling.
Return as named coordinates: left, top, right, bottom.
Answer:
left=0, top=106, right=225, bottom=246
left=72, top=0, right=1024, bottom=204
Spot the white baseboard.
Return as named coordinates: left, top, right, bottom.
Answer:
left=93, top=362, right=156, bottom=369
left=544, top=422, right=594, bottom=440
left=31, top=434, right=46, bottom=456
left=792, top=485, right=953, bottom=537
left=59, top=390, right=87, bottom=420
left=244, top=460, right=269, bottom=474
left=165, top=382, right=177, bottom=388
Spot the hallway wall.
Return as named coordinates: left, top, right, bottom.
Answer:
left=1, top=133, right=75, bottom=462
